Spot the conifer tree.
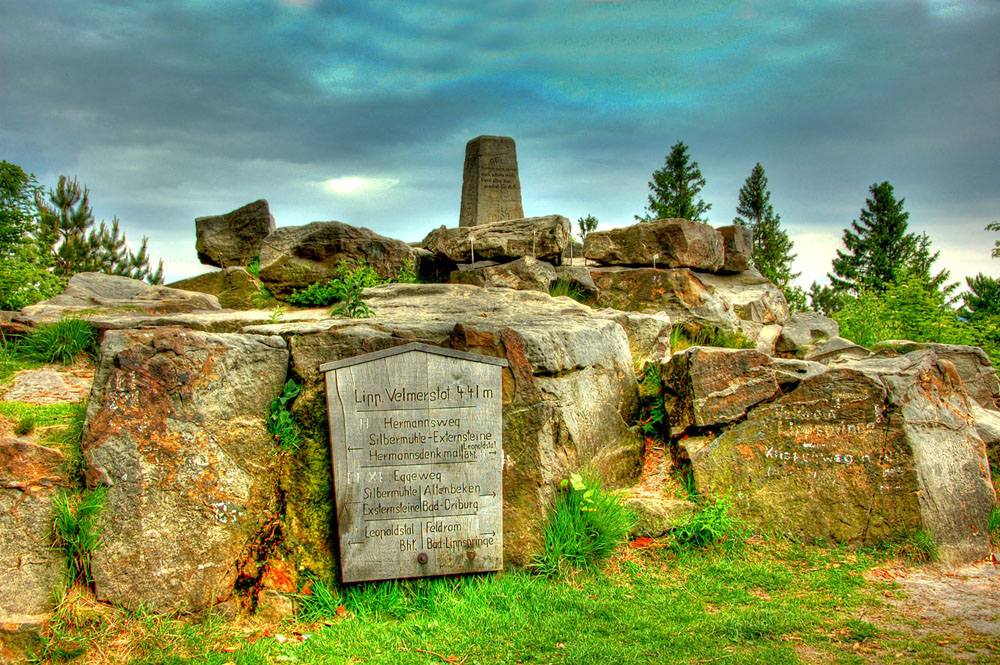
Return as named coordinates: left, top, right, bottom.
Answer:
left=36, top=175, right=163, bottom=284
left=829, top=181, right=925, bottom=294
left=733, top=163, right=800, bottom=290
left=988, top=221, right=1000, bottom=258
left=637, top=141, right=711, bottom=222
left=962, top=274, right=1000, bottom=317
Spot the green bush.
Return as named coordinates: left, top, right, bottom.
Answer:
left=52, top=487, right=106, bottom=586
left=532, top=473, right=637, bottom=576
left=671, top=497, right=741, bottom=549
left=16, top=319, right=97, bottom=364
left=268, top=379, right=303, bottom=451
left=288, top=260, right=385, bottom=307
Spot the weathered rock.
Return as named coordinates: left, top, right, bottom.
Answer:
left=195, top=199, right=276, bottom=268
left=717, top=225, right=753, bottom=273
left=258, top=221, right=423, bottom=296
left=19, top=272, right=222, bottom=322
left=696, top=269, right=791, bottom=326
left=1, top=438, right=70, bottom=623
left=590, top=267, right=739, bottom=331
left=583, top=219, right=724, bottom=271
left=626, top=496, right=697, bottom=538
left=803, top=336, right=872, bottom=365
left=422, top=215, right=571, bottom=265
left=971, top=404, right=1000, bottom=473
left=168, top=267, right=262, bottom=310
left=449, top=257, right=557, bottom=292
left=73, top=308, right=330, bottom=335
left=776, top=312, right=841, bottom=354
left=770, top=358, right=829, bottom=388
left=871, top=341, right=999, bottom=410
left=661, top=347, right=781, bottom=431
left=459, top=135, right=524, bottom=227
left=593, top=309, right=671, bottom=366
left=754, top=324, right=782, bottom=356
left=553, top=265, right=598, bottom=299
left=3, top=369, right=91, bottom=405
left=689, top=350, right=995, bottom=563
left=83, top=328, right=289, bottom=613
left=243, top=284, right=643, bottom=568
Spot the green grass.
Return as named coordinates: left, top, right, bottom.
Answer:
left=531, top=473, right=637, bottom=576
left=32, top=537, right=994, bottom=665
left=268, top=379, right=303, bottom=451
left=549, top=278, right=587, bottom=303
left=0, top=400, right=82, bottom=428
left=15, top=319, right=97, bottom=364
left=670, top=497, right=743, bottom=550
left=866, top=530, right=939, bottom=565
left=52, top=487, right=107, bottom=587
left=670, top=325, right=756, bottom=353
left=990, top=506, right=1000, bottom=543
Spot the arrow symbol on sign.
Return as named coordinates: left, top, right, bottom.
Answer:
left=481, top=531, right=496, bottom=537
left=479, top=491, right=496, bottom=498
left=348, top=446, right=363, bottom=451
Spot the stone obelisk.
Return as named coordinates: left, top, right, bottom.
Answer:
left=458, top=135, right=524, bottom=228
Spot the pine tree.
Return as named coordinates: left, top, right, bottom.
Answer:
left=829, top=181, right=921, bottom=294
left=0, top=160, right=42, bottom=249
left=962, top=273, right=1000, bottom=318
left=733, top=163, right=800, bottom=290
left=637, top=141, right=711, bottom=222
left=36, top=175, right=164, bottom=284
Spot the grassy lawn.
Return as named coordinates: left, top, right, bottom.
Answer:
left=30, top=539, right=999, bottom=665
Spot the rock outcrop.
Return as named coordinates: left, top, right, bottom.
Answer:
left=196, top=199, right=276, bottom=268
left=258, top=221, right=424, bottom=296
left=872, top=341, right=999, bottom=409
left=449, top=256, right=557, bottom=292
left=421, top=215, right=571, bottom=265
left=19, top=272, right=222, bottom=322
left=583, top=218, right=724, bottom=271
left=1, top=438, right=70, bottom=625
left=776, top=311, right=841, bottom=354
left=679, top=350, right=995, bottom=563
left=83, top=328, right=289, bottom=613
left=717, top=225, right=753, bottom=273
left=168, top=267, right=263, bottom=310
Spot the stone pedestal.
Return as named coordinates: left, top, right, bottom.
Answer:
left=459, top=136, right=524, bottom=227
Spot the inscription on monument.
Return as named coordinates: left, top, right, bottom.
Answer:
left=322, top=343, right=507, bottom=582
left=459, top=135, right=524, bottom=227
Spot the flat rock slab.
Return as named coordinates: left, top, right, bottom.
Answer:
left=422, top=215, right=571, bottom=265
left=3, top=368, right=92, bottom=404
left=168, top=267, right=263, bottom=310
left=583, top=218, right=724, bottom=270
left=449, top=256, right=556, bottom=292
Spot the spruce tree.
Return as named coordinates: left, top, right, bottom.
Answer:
left=36, top=175, right=164, bottom=284
left=962, top=274, right=1000, bottom=317
left=829, top=181, right=920, bottom=294
left=733, top=163, right=800, bottom=290
left=637, top=141, right=711, bottom=222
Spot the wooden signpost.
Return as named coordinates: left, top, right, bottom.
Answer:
left=321, top=343, right=507, bottom=583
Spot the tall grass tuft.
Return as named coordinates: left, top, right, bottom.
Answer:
left=671, top=497, right=742, bottom=549
left=873, top=530, right=939, bottom=564
left=296, top=575, right=343, bottom=622
left=549, top=278, right=587, bottom=303
left=16, top=319, right=97, bottom=364
left=532, top=472, right=637, bottom=576
left=52, top=487, right=107, bottom=587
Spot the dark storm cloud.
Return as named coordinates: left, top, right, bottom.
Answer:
left=0, top=0, right=997, bottom=282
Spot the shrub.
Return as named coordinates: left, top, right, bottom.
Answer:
left=395, top=258, right=418, bottom=284
left=16, top=319, right=97, bottom=364
left=532, top=472, right=637, bottom=576
left=288, top=260, right=385, bottom=309
left=671, top=497, right=741, bottom=549
left=52, top=487, right=107, bottom=586
left=268, top=379, right=302, bottom=451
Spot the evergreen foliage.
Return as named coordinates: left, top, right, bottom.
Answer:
left=577, top=214, right=598, bottom=243
left=36, top=175, right=163, bottom=284
left=732, top=162, right=802, bottom=307
left=989, top=221, right=1000, bottom=259
left=638, top=141, right=711, bottom=222
left=962, top=273, right=1000, bottom=318
left=829, top=182, right=945, bottom=295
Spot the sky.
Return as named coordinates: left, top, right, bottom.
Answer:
left=1, top=0, right=997, bottom=286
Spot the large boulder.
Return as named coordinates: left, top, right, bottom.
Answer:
left=258, top=221, right=423, bottom=296
left=662, top=348, right=781, bottom=431
left=583, top=218, right=724, bottom=271
left=241, top=284, right=643, bottom=569
left=872, top=341, right=999, bottom=410
left=1, top=438, right=70, bottom=623
left=19, top=272, right=222, bottom=322
left=717, top=225, right=753, bottom=273
left=696, top=269, right=791, bottom=326
left=168, top=267, right=263, bottom=310
left=593, top=310, right=672, bottom=366
left=553, top=265, right=598, bottom=299
left=776, top=312, right=841, bottom=354
left=686, top=350, right=995, bottom=563
left=802, top=336, right=872, bottom=365
left=421, top=215, right=571, bottom=265
left=971, top=404, right=1000, bottom=474
left=449, top=256, right=557, bottom=292
left=195, top=199, right=276, bottom=268
left=82, top=328, right=289, bottom=613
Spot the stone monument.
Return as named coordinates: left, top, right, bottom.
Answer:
left=321, top=343, right=507, bottom=582
left=459, top=135, right=524, bottom=228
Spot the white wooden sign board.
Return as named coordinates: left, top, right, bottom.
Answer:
left=321, top=343, right=507, bottom=583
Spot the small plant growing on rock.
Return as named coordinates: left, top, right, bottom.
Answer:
left=532, top=472, right=636, bottom=576
left=670, top=497, right=742, bottom=550
left=52, top=487, right=107, bottom=587
left=14, top=414, right=36, bottom=435
left=247, top=256, right=261, bottom=278
left=17, top=319, right=97, bottom=364
left=268, top=379, right=302, bottom=451
left=268, top=305, right=285, bottom=324
left=395, top=258, right=418, bottom=284
left=548, top=278, right=586, bottom=303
